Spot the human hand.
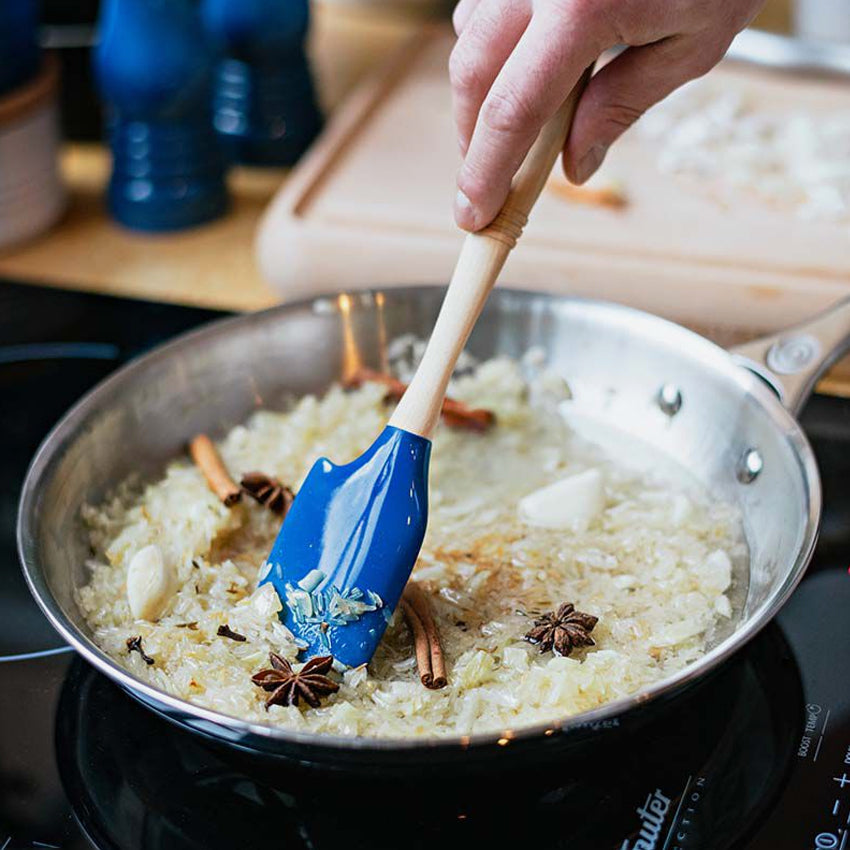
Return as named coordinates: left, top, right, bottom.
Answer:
left=450, top=0, right=764, bottom=230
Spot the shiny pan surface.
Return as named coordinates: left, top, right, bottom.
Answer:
left=18, top=288, right=821, bottom=765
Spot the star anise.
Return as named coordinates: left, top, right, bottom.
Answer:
left=523, top=602, right=598, bottom=657
left=240, top=472, right=295, bottom=515
left=251, top=652, right=339, bottom=709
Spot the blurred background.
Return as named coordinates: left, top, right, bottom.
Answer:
left=22, top=0, right=809, bottom=148
left=26, top=0, right=801, bottom=146
left=0, top=0, right=847, bottom=319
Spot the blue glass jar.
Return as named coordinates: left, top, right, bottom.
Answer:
left=201, top=0, right=322, bottom=166
left=95, top=0, right=229, bottom=231
left=0, top=0, right=40, bottom=96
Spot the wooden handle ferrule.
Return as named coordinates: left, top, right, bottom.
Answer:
left=478, top=208, right=528, bottom=250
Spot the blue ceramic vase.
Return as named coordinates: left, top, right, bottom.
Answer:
left=201, top=0, right=322, bottom=166
left=94, top=0, right=229, bottom=231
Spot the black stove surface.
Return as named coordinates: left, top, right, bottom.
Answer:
left=2, top=280, right=850, bottom=850
left=0, top=284, right=223, bottom=660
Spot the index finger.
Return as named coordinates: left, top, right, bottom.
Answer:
left=454, top=2, right=608, bottom=231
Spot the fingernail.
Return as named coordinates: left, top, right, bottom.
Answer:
left=573, top=144, right=608, bottom=185
left=454, top=189, right=477, bottom=230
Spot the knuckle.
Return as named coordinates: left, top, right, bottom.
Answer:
left=559, top=0, right=597, bottom=24
left=480, top=85, right=539, bottom=134
left=449, top=47, right=483, bottom=94
left=598, top=100, right=645, bottom=134
left=680, top=0, right=714, bottom=28
left=553, top=0, right=615, bottom=43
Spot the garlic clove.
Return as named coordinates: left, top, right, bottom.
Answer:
left=126, top=544, right=175, bottom=621
left=518, top=468, right=605, bottom=530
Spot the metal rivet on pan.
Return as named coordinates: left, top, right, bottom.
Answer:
left=657, top=384, right=683, bottom=417
left=737, top=448, right=763, bottom=484
left=766, top=334, right=821, bottom=375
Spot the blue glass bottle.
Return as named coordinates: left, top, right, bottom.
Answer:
left=201, top=0, right=322, bottom=166
left=0, top=0, right=40, bottom=96
left=95, top=0, right=229, bottom=231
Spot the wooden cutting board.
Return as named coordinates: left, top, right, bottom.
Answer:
left=258, top=25, right=850, bottom=363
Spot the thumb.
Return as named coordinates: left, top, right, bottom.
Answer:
left=564, top=34, right=726, bottom=184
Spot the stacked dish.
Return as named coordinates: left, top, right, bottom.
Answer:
left=0, top=55, right=66, bottom=250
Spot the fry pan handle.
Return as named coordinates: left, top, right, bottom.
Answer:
left=731, top=297, right=850, bottom=415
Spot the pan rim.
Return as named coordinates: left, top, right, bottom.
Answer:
left=17, top=286, right=822, bottom=754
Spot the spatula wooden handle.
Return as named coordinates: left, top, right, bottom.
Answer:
left=389, top=67, right=593, bottom=439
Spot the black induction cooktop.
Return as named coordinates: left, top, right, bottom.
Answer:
left=2, top=280, right=849, bottom=850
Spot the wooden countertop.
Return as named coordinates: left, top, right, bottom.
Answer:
left=0, top=3, right=419, bottom=312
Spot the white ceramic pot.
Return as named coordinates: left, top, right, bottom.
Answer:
left=0, top=56, right=66, bottom=250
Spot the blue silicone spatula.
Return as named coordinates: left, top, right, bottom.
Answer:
left=261, top=72, right=591, bottom=668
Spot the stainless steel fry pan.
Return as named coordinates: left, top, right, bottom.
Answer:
left=17, top=288, right=850, bottom=768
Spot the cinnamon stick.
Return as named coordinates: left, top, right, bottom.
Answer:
left=400, top=598, right=434, bottom=687
left=189, top=434, right=242, bottom=507
left=401, top=582, right=447, bottom=689
left=547, top=177, right=627, bottom=209
left=344, top=368, right=406, bottom=400
left=344, top=368, right=495, bottom=433
left=440, top=404, right=494, bottom=432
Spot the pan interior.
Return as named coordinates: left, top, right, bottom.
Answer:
left=19, top=288, right=818, bottom=747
